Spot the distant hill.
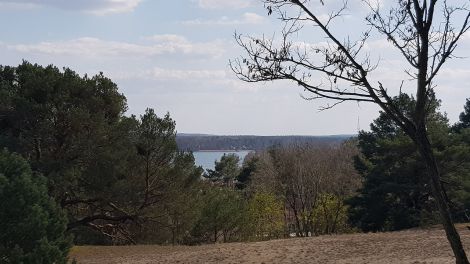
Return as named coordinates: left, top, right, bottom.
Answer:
left=176, top=134, right=355, bottom=151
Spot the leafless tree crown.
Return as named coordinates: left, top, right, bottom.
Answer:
left=231, top=0, right=470, bottom=135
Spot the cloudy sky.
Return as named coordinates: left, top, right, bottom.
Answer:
left=1, top=0, right=469, bottom=135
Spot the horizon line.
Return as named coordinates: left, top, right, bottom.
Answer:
left=177, top=133, right=358, bottom=137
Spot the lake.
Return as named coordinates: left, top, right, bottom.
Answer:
left=193, top=150, right=253, bottom=171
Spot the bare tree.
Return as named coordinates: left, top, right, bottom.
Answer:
left=231, top=0, right=470, bottom=263
left=251, top=143, right=360, bottom=237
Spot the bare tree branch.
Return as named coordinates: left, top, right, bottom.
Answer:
left=233, top=1, right=470, bottom=262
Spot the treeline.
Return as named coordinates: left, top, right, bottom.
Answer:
left=176, top=134, right=350, bottom=151
left=3, top=62, right=470, bottom=263
left=195, top=141, right=360, bottom=241
left=0, top=62, right=204, bottom=262
left=0, top=63, right=357, bottom=263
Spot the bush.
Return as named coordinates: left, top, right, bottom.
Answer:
left=242, top=192, right=284, bottom=240
left=312, top=194, right=351, bottom=235
left=190, top=188, right=245, bottom=243
left=0, top=150, right=71, bottom=263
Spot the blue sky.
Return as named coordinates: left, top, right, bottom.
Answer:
left=1, top=0, right=470, bottom=135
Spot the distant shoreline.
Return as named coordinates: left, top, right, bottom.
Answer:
left=194, top=150, right=254, bottom=152
left=177, top=134, right=350, bottom=152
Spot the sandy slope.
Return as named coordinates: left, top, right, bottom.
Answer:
left=70, top=225, right=470, bottom=264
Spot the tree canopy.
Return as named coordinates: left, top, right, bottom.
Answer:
left=0, top=62, right=202, bottom=244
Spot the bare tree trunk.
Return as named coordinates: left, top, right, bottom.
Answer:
left=415, top=130, right=469, bottom=264
left=283, top=205, right=289, bottom=238
left=290, top=199, right=303, bottom=237
left=331, top=199, right=343, bottom=234
left=293, top=213, right=302, bottom=237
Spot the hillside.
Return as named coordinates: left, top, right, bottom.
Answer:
left=70, top=225, right=470, bottom=264
left=176, top=134, right=353, bottom=151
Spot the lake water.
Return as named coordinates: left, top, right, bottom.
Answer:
left=193, top=150, right=253, bottom=171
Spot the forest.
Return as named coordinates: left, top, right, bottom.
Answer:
left=2, top=62, right=470, bottom=263
left=176, top=134, right=349, bottom=151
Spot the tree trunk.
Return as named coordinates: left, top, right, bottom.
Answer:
left=415, top=130, right=469, bottom=264
left=291, top=202, right=303, bottom=237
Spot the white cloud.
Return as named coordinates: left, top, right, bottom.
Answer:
left=88, top=0, right=141, bottom=15
left=111, top=67, right=260, bottom=92
left=364, top=38, right=394, bottom=51
left=437, top=68, right=470, bottom=81
left=9, top=35, right=226, bottom=58
left=145, top=67, right=227, bottom=80
left=0, top=0, right=142, bottom=15
left=192, top=0, right=253, bottom=9
left=145, top=34, right=188, bottom=44
left=461, top=31, right=470, bottom=43
left=0, top=2, right=36, bottom=9
left=182, top=12, right=267, bottom=26
left=242, top=12, right=266, bottom=24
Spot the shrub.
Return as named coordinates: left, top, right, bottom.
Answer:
left=242, top=192, right=284, bottom=240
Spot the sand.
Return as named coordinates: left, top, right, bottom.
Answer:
left=70, top=225, right=470, bottom=263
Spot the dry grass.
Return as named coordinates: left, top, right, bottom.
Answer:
left=70, top=225, right=470, bottom=264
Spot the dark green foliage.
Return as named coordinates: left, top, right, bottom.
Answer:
left=440, top=128, right=470, bottom=220
left=119, top=108, right=179, bottom=210
left=349, top=95, right=470, bottom=231
left=205, top=154, right=240, bottom=186
left=129, top=150, right=204, bottom=245
left=453, top=99, right=470, bottom=132
left=191, top=187, right=245, bottom=243
left=348, top=131, right=432, bottom=231
left=160, top=153, right=204, bottom=245
left=348, top=95, right=440, bottom=231
left=0, top=62, right=203, bottom=244
left=0, top=150, right=71, bottom=263
left=0, top=61, right=126, bottom=168
left=236, top=154, right=259, bottom=189
left=0, top=61, right=128, bottom=205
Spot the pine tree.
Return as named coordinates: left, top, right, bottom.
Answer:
left=0, top=150, right=72, bottom=263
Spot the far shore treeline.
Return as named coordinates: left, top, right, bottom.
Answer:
left=2, top=62, right=470, bottom=263
left=176, top=134, right=351, bottom=151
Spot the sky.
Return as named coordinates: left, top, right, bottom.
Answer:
left=1, top=0, right=470, bottom=135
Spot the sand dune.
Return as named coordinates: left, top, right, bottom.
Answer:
left=70, top=225, right=470, bottom=264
